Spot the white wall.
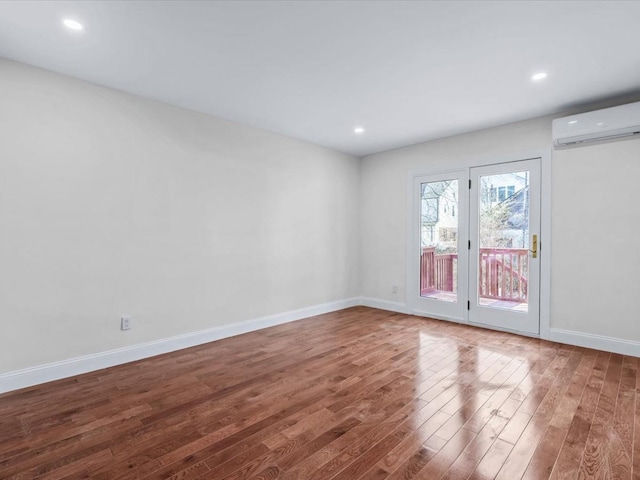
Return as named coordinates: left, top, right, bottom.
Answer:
left=360, top=115, right=640, bottom=346
left=0, top=59, right=360, bottom=374
left=2, top=56, right=638, bottom=383
left=552, top=140, right=640, bottom=340
left=359, top=116, right=551, bottom=303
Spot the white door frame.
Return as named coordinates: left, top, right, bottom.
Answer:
left=409, top=170, right=469, bottom=323
left=468, top=159, right=541, bottom=335
left=405, top=149, right=552, bottom=340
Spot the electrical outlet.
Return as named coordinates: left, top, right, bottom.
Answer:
left=392, top=285, right=399, bottom=294
left=121, top=315, right=132, bottom=331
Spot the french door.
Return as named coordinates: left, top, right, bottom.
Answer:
left=409, top=158, right=541, bottom=335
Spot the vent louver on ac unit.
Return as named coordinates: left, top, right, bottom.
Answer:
left=552, top=101, right=640, bottom=148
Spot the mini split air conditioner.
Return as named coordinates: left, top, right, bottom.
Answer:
left=552, top=101, right=640, bottom=147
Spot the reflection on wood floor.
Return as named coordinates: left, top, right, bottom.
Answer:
left=0, top=306, right=637, bottom=479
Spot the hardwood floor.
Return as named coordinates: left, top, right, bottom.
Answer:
left=0, top=307, right=637, bottom=479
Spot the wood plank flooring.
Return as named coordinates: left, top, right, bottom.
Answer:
left=0, top=306, right=637, bottom=479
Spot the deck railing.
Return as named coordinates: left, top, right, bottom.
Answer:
left=420, top=247, right=457, bottom=294
left=478, top=248, right=528, bottom=301
left=420, top=247, right=528, bottom=302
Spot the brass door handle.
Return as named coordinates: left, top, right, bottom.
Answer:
left=529, top=234, right=538, bottom=258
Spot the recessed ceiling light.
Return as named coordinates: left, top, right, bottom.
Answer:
left=63, top=18, right=84, bottom=31
left=354, top=127, right=365, bottom=134
left=531, top=72, right=547, bottom=81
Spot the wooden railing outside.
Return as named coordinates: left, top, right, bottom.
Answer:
left=420, top=247, right=457, bottom=294
left=420, top=246, right=528, bottom=302
left=478, top=248, right=528, bottom=302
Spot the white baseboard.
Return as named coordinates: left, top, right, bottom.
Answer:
left=358, top=298, right=640, bottom=357
left=5, top=298, right=637, bottom=395
left=550, top=328, right=640, bottom=357
left=0, top=297, right=360, bottom=395
left=358, top=297, right=408, bottom=314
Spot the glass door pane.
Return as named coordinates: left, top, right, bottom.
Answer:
left=477, top=171, right=530, bottom=312
left=420, top=179, right=459, bottom=303
left=411, top=159, right=540, bottom=335
left=469, top=159, right=540, bottom=334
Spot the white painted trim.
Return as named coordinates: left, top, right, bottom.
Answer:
left=0, top=298, right=360, bottom=394
left=550, top=328, right=640, bottom=357
left=4, top=297, right=638, bottom=395
left=360, top=299, right=639, bottom=356
left=394, top=304, right=541, bottom=339
left=405, top=169, right=417, bottom=314
left=468, top=159, right=541, bottom=335
left=406, top=170, right=469, bottom=321
left=406, top=149, right=548, bottom=178
left=404, top=149, right=552, bottom=340
left=539, top=148, right=552, bottom=340
left=359, top=297, right=408, bottom=314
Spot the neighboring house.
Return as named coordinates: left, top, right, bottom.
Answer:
left=420, top=172, right=530, bottom=253
left=421, top=180, right=458, bottom=253
left=479, top=172, right=530, bottom=249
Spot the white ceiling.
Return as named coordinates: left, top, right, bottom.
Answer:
left=1, top=1, right=640, bottom=157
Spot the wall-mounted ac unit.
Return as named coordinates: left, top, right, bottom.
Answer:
left=552, top=101, right=640, bottom=148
